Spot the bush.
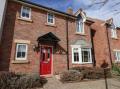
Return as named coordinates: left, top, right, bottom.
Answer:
left=0, top=71, right=47, bottom=89
left=60, top=70, right=83, bottom=82
left=71, top=67, right=111, bottom=79
left=112, top=63, right=120, bottom=76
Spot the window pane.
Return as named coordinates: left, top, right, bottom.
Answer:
left=18, top=45, right=23, bottom=52
left=17, top=52, right=21, bottom=58
left=111, top=29, right=117, bottom=38
left=77, top=19, right=83, bottom=33
left=48, top=49, right=50, bottom=59
left=82, top=48, right=91, bottom=63
left=73, top=48, right=79, bottom=62
left=26, top=13, right=30, bottom=18
left=48, top=18, right=51, bottom=23
left=22, top=52, right=26, bottom=58
left=74, top=53, right=79, bottom=62
left=22, top=12, right=26, bottom=17
left=48, top=13, right=54, bottom=23
left=115, top=51, right=120, bottom=61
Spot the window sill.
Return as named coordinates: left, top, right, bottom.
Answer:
left=115, top=60, right=120, bottom=63
left=72, top=62, right=92, bottom=64
left=45, top=23, right=57, bottom=27
left=75, top=33, right=86, bottom=36
left=11, top=60, right=30, bottom=64
left=80, top=62, right=92, bottom=64
left=111, top=37, right=119, bottom=40
left=18, top=17, right=33, bottom=23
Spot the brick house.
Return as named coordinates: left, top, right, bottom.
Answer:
left=0, top=0, right=120, bottom=76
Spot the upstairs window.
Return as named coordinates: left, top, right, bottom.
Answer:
left=47, top=13, right=55, bottom=24
left=76, top=17, right=84, bottom=34
left=15, top=44, right=28, bottom=60
left=21, top=6, right=31, bottom=19
left=111, top=28, right=117, bottom=38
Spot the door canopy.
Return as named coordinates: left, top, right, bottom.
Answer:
left=37, top=32, right=60, bottom=43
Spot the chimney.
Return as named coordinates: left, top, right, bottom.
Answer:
left=67, top=7, right=73, bottom=15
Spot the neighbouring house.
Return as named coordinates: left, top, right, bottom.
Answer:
left=0, top=0, right=7, bottom=43
left=0, top=0, right=120, bottom=76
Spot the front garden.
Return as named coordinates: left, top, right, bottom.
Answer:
left=0, top=72, right=47, bottom=89
left=60, top=64, right=120, bottom=83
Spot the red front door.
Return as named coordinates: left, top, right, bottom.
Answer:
left=40, top=46, right=52, bottom=75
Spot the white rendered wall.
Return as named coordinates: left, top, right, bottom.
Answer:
left=0, top=0, right=7, bottom=43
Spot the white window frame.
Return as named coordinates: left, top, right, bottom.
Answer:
left=111, top=28, right=117, bottom=38
left=76, top=19, right=84, bottom=34
left=71, top=45, right=92, bottom=64
left=72, top=47, right=81, bottom=64
left=47, top=13, right=55, bottom=24
left=20, top=6, right=31, bottom=20
left=81, top=48, right=92, bottom=64
left=15, top=43, right=28, bottom=60
left=114, top=50, right=120, bottom=62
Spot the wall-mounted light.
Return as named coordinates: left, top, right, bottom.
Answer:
left=33, top=44, right=39, bottom=52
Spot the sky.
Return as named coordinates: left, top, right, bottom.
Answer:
left=29, top=0, right=120, bottom=27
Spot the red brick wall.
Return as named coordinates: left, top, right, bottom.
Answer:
left=107, top=27, right=120, bottom=63
left=91, top=20, right=111, bottom=67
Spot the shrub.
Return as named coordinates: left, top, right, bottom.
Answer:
left=0, top=71, right=47, bottom=89
left=71, top=67, right=111, bottom=79
left=112, top=63, right=120, bottom=76
left=60, top=70, right=83, bottom=82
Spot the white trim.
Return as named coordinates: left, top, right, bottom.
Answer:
left=47, top=12, right=55, bottom=25
left=15, top=43, right=28, bottom=60
left=20, top=6, right=31, bottom=20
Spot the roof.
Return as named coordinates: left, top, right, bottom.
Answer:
left=11, top=0, right=77, bottom=19
left=74, top=9, right=94, bottom=24
left=11, top=0, right=95, bottom=23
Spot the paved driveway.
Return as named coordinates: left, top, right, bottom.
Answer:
left=40, top=77, right=120, bottom=89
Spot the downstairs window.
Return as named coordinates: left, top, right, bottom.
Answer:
left=72, top=47, right=92, bottom=64
left=15, top=43, right=28, bottom=60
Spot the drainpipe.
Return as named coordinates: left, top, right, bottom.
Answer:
left=90, top=28, right=96, bottom=67
left=106, top=25, right=113, bottom=66
left=66, top=17, right=69, bottom=70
